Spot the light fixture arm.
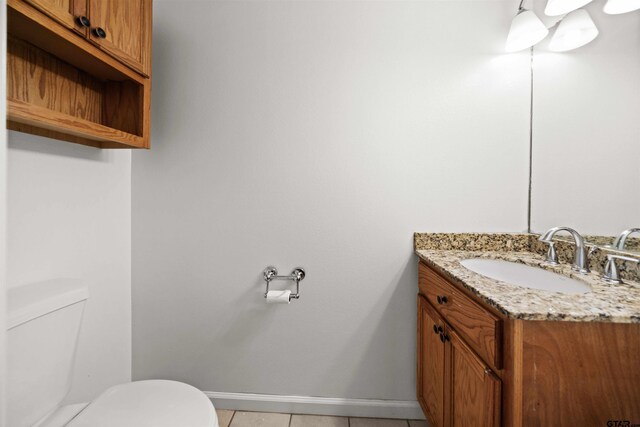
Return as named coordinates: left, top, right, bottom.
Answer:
left=515, top=0, right=564, bottom=29
left=546, top=16, right=564, bottom=30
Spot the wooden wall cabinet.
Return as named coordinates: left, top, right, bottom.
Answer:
left=87, top=0, right=151, bottom=76
left=7, top=0, right=152, bottom=149
left=22, top=0, right=87, bottom=34
left=417, top=261, right=640, bottom=427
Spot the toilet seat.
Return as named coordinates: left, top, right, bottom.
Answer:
left=66, top=380, right=218, bottom=427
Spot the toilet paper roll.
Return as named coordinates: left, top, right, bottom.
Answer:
left=266, top=290, right=291, bottom=304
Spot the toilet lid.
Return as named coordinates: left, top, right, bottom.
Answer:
left=67, top=380, right=217, bottom=427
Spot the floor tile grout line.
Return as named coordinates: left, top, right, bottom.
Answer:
left=222, top=411, right=424, bottom=426
left=227, top=410, right=236, bottom=427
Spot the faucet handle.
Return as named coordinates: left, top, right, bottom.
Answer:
left=603, top=254, right=640, bottom=284
left=539, top=239, right=559, bottom=265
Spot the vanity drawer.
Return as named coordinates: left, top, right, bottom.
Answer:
left=419, top=262, right=502, bottom=369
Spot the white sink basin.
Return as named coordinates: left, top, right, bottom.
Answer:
left=460, top=258, right=591, bottom=295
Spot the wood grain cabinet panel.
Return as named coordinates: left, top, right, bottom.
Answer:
left=23, top=0, right=86, bottom=34
left=417, top=295, right=501, bottom=427
left=521, top=320, right=640, bottom=427
left=419, top=263, right=502, bottom=370
left=7, top=0, right=152, bottom=148
left=88, top=0, right=151, bottom=76
left=418, top=296, right=446, bottom=427
left=449, top=329, right=501, bottom=427
left=8, top=36, right=103, bottom=124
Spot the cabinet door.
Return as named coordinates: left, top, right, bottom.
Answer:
left=418, top=296, right=446, bottom=427
left=448, top=329, right=501, bottom=427
left=88, top=0, right=151, bottom=75
left=23, top=0, right=87, bottom=34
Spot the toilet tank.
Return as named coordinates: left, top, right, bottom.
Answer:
left=7, top=279, right=89, bottom=427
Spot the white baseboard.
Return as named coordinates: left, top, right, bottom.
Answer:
left=204, top=391, right=426, bottom=420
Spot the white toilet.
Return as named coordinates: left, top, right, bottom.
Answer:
left=7, top=279, right=219, bottom=427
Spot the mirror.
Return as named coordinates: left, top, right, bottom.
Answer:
left=527, top=3, right=639, bottom=247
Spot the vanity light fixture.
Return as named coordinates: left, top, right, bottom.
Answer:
left=545, top=0, right=594, bottom=16
left=603, top=0, right=640, bottom=14
left=549, top=9, right=599, bottom=52
left=506, top=4, right=549, bottom=52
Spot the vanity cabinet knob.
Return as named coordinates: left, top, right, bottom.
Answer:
left=432, top=325, right=438, bottom=334
left=76, top=16, right=91, bottom=28
left=439, top=332, right=450, bottom=343
left=92, top=27, right=107, bottom=38
left=436, top=295, right=448, bottom=305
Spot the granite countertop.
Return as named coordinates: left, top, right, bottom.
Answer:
left=415, top=234, right=640, bottom=323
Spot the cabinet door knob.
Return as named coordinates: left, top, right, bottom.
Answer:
left=76, top=16, right=91, bottom=28
left=436, top=295, right=448, bottom=305
left=92, top=27, right=107, bottom=38
left=439, top=332, right=445, bottom=343
left=432, top=324, right=438, bottom=334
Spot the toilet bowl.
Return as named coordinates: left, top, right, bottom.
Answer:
left=8, top=279, right=219, bottom=427
left=36, top=380, right=218, bottom=427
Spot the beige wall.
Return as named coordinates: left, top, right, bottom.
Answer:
left=6, top=131, right=132, bottom=403
left=132, top=0, right=531, bottom=417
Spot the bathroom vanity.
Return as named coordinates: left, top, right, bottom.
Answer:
left=415, top=233, right=640, bottom=427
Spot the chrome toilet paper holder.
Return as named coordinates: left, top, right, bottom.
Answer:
left=263, top=266, right=306, bottom=301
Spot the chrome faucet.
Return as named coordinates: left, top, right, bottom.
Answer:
left=602, top=254, right=640, bottom=284
left=538, top=227, right=590, bottom=273
left=612, top=228, right=640, bottom=251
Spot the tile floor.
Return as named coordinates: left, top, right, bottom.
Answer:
left=216, top=410, right=428, bottom=427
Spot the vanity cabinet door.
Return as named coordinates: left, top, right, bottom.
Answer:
left=448, top=329, right=501, bottom=427
left=418, top=295, right=446, bottom=427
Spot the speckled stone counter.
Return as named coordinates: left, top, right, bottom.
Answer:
left=414, top=233, right=640, bottom=323
left=583, top=235, right=640, bottom=252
